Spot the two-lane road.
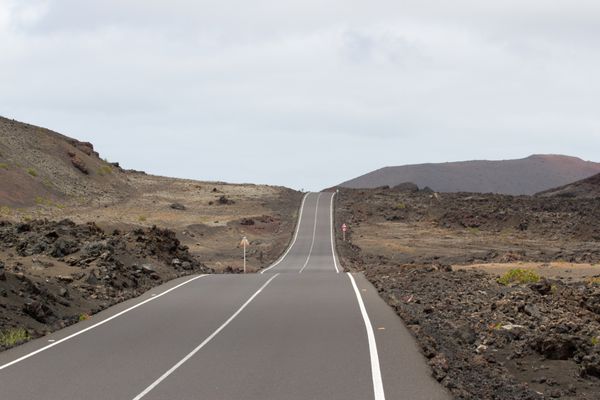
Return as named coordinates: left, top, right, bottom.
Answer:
left=0, top=192, right=449, bottom=399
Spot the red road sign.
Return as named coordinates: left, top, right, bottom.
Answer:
left=341, top=224, right=348, bottom=232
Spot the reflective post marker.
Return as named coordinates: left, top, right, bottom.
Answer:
left=240, top=236, right=250, bottom=273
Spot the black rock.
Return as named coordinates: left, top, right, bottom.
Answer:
left=170, top=203, right=186, bottom=211
left=22, top=300, right=55, bottom=324
left=393, top=182, right=419, bottom=193
left=86, top=271, right=99, bottom=285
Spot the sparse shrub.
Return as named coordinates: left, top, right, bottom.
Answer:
left=0, top=205, right=11, bottom=216
left=589, top=277, right=600, bottom=286
left=138, top=215, right=147, bottom=222
left=0, top=163, right=8, bottom=170
left=78, top=313, right=90, bottom=322
left=36, top=197, right=50, bottom=206
left=467, top=227, right=480, bottom=234
left=0, top=328, right=30, bottom=347
left=42, top=178, right=54, bottom=188
left=27, top=168, right=38, bottom=177
left=97, top=166, right=113, bottom=176
left=396, top=202, right=406, bottom=210
left=592, top=336, right=599, bottom=346
left=498, top=268, right=541, bottom=285
left=491, top=322, right=502, bottom=330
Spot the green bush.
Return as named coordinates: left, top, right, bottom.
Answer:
left=79, top=313, right=90, bottom=322
left=498, top=269, right=541, bottom=285
left=27, top=168, right=37, bottom=177
left=395, top=202, right=406, bottom=210
left=0, top=163, right=8, bottom=170
left=97, top=166, right=113, bottom=176
left=0, top=328, right=30, bottom=347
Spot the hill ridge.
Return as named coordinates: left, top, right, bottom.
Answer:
left=339, top=155, right=600, bottom=195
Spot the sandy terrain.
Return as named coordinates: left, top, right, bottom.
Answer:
left=2, top=173, right=302, bottom=272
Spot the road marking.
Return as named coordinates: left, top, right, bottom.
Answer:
left=347, top=273, right=386, bottom=400
left=299, top=193, right=321, bottom=273
left=0, top=274, right=208, bottom=372
left=261, top=193, right=309, bottom=274
left=329, top=192, right=340, bottom=273
left=131, top=273, right=280, bottom=400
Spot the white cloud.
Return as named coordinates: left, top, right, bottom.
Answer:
left=0, top=0, right=599, bottom=190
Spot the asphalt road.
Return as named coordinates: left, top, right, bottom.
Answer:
left=0, top=192, right=449, bottom=400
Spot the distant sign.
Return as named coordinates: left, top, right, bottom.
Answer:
left=341, top=224, right=348, bottom=232
left=240, top=237, right=250, bottom=247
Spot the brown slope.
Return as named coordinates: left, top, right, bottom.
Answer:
left=0, top=116, right=132, bottom=207
left=338, top=155, right=600, bottom=195
left=0, top=116, right=303, bottom=273
left=537, top=172, right=600, bottom=198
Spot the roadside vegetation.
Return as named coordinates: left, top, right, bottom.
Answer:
left=0, top=328, right=30, bottom=347
left=497, top=268, right=541, bottom=285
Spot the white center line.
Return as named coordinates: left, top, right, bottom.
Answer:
left=298, top=193, right=321, bottom=273
left=347, top=273, right=386, bottom=400
left=261, top=193, right=309, bottom=274
left=132, top=273, right=280, bottom=400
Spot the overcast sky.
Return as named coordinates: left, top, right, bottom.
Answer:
left=1, top=1, right=599, bottom=190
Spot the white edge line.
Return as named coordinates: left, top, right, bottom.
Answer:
left=261, top=193, right=309, bottom=274
left=330, top=192, right=340, bottom=273
left=132, top=273, right=280, bottom=400
left=347, top=273, right=386, bottom=400
left=298, top=193, right=321, bottom=274
left=0, top=274, right=208, bottom=371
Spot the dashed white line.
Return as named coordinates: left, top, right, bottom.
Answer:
left=131, top=273, right=281, bottom=400
left=347, top=273, right=386, bottom=400
left=261, top=193, right=309, bottom=274
left=298, top=193, right=321, bottom=273
left=0, top=274, right=208, bottom=372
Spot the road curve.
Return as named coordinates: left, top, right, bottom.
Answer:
left=0, top=192, right=449, bottom=400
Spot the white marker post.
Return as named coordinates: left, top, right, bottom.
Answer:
left=240, top=236, right=250, bottom=273
left=342, top=223, right=348, bottom=242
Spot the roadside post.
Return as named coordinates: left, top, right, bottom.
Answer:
left=240, top=236, right=250, bottom=273
left=342, top=223, right=348, bottom=241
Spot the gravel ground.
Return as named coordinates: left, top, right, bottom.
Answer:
left=335, top=188, right=600, bottom=399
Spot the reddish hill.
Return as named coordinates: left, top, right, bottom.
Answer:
left=338, top=155, right=600, bottom=195
left=537, top=173, right=600, bottom=198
